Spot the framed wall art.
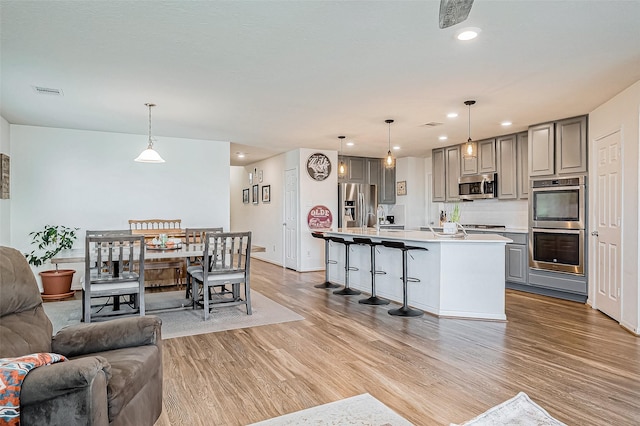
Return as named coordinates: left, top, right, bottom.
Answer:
left=252, top=184, right=259, bottom=204
left=306, top=152, right=331, bottom=181
left=396, top=180, right=407, bottom=196
left=242, top=188, right=249, bottom=204
left=262, top=185, right=271, bottom=203
left=0, top=154, right=9, bottom=200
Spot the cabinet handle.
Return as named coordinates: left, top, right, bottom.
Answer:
left=591, top=231, right=599, bottom=236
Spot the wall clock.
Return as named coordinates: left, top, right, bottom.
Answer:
left=396, top=180, right=407, bottom=196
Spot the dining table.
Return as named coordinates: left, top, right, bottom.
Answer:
left=51, top=243, right=265, bottom=313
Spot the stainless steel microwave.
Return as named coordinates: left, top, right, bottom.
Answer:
left=458, top=173, right=497, bottom=200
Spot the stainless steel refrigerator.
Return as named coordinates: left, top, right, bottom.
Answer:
left=338, top=183, right=378, bottom=228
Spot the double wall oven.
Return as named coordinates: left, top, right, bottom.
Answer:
left=529, top=176, right=586, bottom=275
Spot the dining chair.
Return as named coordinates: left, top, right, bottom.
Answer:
left=184, top=227, right=223, bottom=299
left=189, top=231, right=252, bottom=320
left=83, top=232, right=145, bottom=323
left=128, top=219, right=183, bottom=287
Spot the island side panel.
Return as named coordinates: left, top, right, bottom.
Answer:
left=437, top=241, right=507, bottom=320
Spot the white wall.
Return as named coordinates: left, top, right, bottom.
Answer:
left=10, top=125, right=230, bottom=286
left=230, top=154, right=287, bottom=265
left=589, top=79, right=640, bottom=334
left=0, top=116, right=10, bottom=245
left=229, top=148, right=337, bottom=272
left=395, top=157, right=425, bottom=229
left=298, top=148, right=338, bottom=272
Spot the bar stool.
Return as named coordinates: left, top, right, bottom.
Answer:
left=353, top=237, right=389, bottom=305
left=381, top=240, right=428, bottom=317
left=311, top=231, right=341, bottom=289
left=329, top=236, right=361, bottom=296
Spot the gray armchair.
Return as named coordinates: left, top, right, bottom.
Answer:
left=0, top=246, right=163, bottom=426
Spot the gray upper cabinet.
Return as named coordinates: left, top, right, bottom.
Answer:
left=380, top=163, right=396, bottom=204
left=528, top=115, right=587, bottom=177
left=461, top=152, right=478, bottom=176
left=460, top=138, right=496, bottom=176
left=432, top=148, right=446, bottom=202
left=478, top=139, right=497, bottom=173
left=517, top=132, right=529, bottom=199
left=556, top=115, right=587, bottom=175
left=445, top=145, right=460, bottom=201
left=366, top=158, right=380, bottom=188
left=528, top=122, right=555, bottom=177
left=345, top=156, right=366, bottom=183
left=496, top=134, right=518, bottom=199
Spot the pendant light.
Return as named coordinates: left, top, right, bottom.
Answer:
left=462, top=100, right=477, bottom=159
left=337, top=135, right=347, bottom=178
left=134, top=103, right=165, bottom=163
left=384, top=119, right=395, bottom=170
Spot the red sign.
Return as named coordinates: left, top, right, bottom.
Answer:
left=307, top=205, right=333, bottom=230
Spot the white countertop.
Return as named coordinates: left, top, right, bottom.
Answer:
left=419, top=226, right=528, bottom=234
left=326, top=228, right=512, bottom=244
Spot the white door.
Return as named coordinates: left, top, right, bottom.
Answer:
left=593, top=131, right=622, bottom=320
left=284, top=168, right=298, bottom=270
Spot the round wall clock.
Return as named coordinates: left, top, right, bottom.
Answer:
left=306, top=153, right=331, bottom=181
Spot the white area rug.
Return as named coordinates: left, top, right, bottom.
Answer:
left=43, top=290, right=304, bottom=339
left=248, top=393, right=413, bottom=426
left=452, top=392, right=566, bottom=426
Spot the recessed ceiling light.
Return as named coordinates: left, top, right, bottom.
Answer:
left=456, top=27, right=481, bottom=41
left=501, top=121, right=512, bottom=126
left=346, top=141, right=354, bottom=146
left=447, top=112, right=458, bottom=118
left=393, top=146, right=400, bottom=151
left=439, top=136, right=448, bottom=141
left=236, top=152, right=245, bottom=158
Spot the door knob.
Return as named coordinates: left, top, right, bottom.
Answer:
left=591, top=231, right=599, bottom=236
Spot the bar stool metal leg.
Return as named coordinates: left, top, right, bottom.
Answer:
left=381, top=240, right=428, bottom=317
left=388, top=247, right=423, bottom=317
left=358, top=241, right=389, bottom=305
left=312, top=232, right=340, bottom=289
left=333, top=240, right=361, bottom=296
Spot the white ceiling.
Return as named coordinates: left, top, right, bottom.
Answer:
left=1, top=1, right=639, bottom=166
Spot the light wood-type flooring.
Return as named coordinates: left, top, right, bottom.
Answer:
left=155, top=259, right=640, bottom=425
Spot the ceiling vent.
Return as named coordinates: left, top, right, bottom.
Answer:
left=32, top=86, right=63, bottom=96
left=422, top=122, right=443, bottom=127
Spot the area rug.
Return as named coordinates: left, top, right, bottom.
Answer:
left=43, top=290, right=304, bottom=339
left=248, top=393, right=413, bottom=426
left=451, top=392, right=567, bottom=426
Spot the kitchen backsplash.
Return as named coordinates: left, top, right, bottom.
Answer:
left=437, top=199, right=528, bottom=229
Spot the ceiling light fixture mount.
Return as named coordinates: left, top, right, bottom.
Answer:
left=385, top=119, right=396, bottom=170
left=134, top=102, right=165, bottom=163
left=463, top=100, right=477, bottom=159
left=338, top=135, right=347, bottom=178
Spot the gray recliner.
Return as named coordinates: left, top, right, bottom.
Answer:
left=0, top=246, right=163, bottom=425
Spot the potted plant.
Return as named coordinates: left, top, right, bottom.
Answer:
left=25, top=225, right=79, bottom=299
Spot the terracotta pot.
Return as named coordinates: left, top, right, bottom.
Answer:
left=39, top=269, right=75, bottom=295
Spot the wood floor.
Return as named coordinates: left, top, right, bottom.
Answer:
left=154, top=259, right=640, bottom=425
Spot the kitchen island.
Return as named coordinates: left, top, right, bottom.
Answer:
left=323, top=228, right=512, bottom=321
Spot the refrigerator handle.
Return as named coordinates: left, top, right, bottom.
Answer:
left=358, top=192, right=364, bottom=227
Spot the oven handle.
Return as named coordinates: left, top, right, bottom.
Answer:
left=531, top=185, right=583, bottom=193
left=531, top=228, right=583, bottom=234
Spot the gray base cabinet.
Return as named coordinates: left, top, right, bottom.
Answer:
left=505, top=233, right=528, bottom=284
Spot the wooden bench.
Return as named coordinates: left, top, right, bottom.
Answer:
left=129, top=219, right=184, bottom=287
